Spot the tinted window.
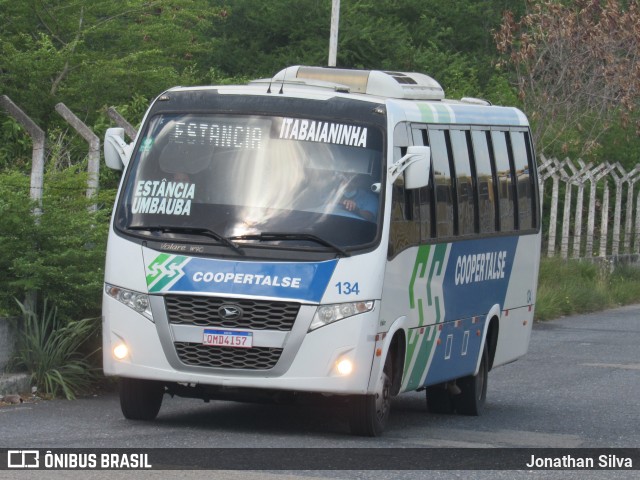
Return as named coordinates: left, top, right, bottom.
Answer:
left=396, top=123, right=537, bottom=244
left=428, top=129, right=455, bottom=237
left=491, top=131, right=516, bottom=232
left=390, top=176, right=420, bottom=255
left=418, top=185, right=433, bottom=240
left=471, top=130, right=497, bottom=233
left=510, top=131, right=534, bottom=230
left=412, top=128, right=433, bottom=240
left=389, top=126, right=421, bottom=256
left=450, top=130, right=475, bottom=236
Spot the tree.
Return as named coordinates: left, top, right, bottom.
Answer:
left=205, top=0, right=521, bottom=102
left=495, top=0, right=640, bottom=157
left=1, top=0, right=524, bottom=133
left=0, top=0, right=224, bottom=127
left=0, top=165, right=113, bottom=320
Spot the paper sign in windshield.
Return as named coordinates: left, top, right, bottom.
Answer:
left=132, top=179, right=195, bottom=216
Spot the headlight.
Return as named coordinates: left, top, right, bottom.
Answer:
left=309, top=301, right=374, bottom=331
left=105, top=284, right=153, bottom=321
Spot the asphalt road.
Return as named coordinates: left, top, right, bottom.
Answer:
left=1, top=305, right=639, bottom=479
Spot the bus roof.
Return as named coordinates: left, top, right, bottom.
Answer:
left=164, top=65, right=529, bottom=127
left=264, top=65, right=446, bottom=100
left=387, top=99, right=529, bottom=127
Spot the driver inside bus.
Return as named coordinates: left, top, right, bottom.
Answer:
left=156, top=141, right=214, bottom=196
left=336, top=172, right=378, bottom=221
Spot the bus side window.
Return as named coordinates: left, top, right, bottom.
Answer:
left=428, top=128, right=455, bottom=238
left=389, top=174, right=420, bottom=257
left=412, top=127, right=434, bottom=241
left=450, top=129, right=475, bottom=236
left=524, top=131, right=539, bottom=229
left=471, top=130, right=497, bottom=234
left=510, top=131, right=535, bottom=230
left=490, top=131, right=516, bottom=232
left=389, top=125, right=420, bottom=257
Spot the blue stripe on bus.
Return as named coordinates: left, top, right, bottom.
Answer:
left=423, top=236, right=519, bottom=385
left=424, top=315, right=487, bottom=386
left=157, top=257, right=338, bottom=302
left=441, top=236, right=518, bottom=322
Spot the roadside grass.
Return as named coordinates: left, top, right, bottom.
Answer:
left=535, top=257, right=640, bottom=320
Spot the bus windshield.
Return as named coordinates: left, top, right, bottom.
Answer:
left=115, top=113, right=384, bottom=252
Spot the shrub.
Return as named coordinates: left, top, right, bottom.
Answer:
left=609, top=264, right=640, bottom=305
left=0, top=167, right=113, bottom=320
left=12, top=299, right=100, bottom=399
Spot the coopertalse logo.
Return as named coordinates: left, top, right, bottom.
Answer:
left=7, top=450, right=39, bottom=468
left=146, top=254, right=189, bottom=291
left=143, top=248, right=339, bottom=301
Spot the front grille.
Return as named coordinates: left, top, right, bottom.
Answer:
left=174, top=342, right=283, bottom=370
left=165, top=295, right=300, bottom=331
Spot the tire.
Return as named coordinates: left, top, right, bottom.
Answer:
left=119, top=377, right=165, bottom=420
left=426, top=383, right=454, bottom=414
left=454, top=343, right=488, bottom=416
left=349, top=357, right=392, bottom=436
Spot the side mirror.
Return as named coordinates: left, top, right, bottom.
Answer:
left=104, top=128, right=132, bottom=171
left=404, top=146, right=431, bottom=189
left=388, top=145, right=431, bottom=189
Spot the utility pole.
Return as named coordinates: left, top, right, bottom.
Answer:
left=328, top=0, right=340, bottom=67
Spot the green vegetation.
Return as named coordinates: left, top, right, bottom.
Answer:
left=12, top=300, right=99, bottom=400
left=0, top=167, right=112, bottom=320
left=535, top=257, right=640, bottom=321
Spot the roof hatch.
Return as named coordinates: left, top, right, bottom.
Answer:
left=267, top=66, right=445, bottom=100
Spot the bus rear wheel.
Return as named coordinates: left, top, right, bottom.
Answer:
left=349, top=357, right=392, bottom=436
left=119, top=377, right=165, bottom=420
left=454, top=343, right=488, bottom=416
left=426, top=383, right=454, bottom=414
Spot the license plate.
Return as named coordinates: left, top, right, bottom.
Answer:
left=203, top=329, right=253, bottom=348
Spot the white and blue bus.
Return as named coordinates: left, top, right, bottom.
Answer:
left=103, top=66, right=541, bottom=436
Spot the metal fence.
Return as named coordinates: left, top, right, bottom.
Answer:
left=539, top=155, right=640, bottom=259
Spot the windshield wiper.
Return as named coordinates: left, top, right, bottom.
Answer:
left=127, top=225, right=245, bottom=256
left=229, top=232, right=350, bottom=257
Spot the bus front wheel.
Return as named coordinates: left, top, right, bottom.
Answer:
left=349, top=357, right=392, bottom=436
left=119, top=377, right=165, bottom=420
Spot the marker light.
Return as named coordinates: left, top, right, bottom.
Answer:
left=336, top=359, right=354, bottom=375
left=105, top=284, right=153, bottom=321
left=113, top=343, right=129, bottom=360
left=309, top=301, right=374, bottom=331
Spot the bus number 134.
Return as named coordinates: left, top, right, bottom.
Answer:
left=336, top=282, right=360, bottom=295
